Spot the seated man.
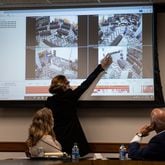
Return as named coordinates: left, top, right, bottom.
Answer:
left=128, top=108, right=165, bottom=161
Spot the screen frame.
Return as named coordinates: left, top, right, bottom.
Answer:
left=0, top=4, right=164, bottom=108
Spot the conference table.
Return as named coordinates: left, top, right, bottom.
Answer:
left=0, top=158, right=165, bottom=165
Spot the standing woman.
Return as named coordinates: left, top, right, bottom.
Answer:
left=26, top=107, right=62, bottom=157
left=45, top=55, right=112, bottom=156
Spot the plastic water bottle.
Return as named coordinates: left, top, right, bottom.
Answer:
left=37, top=147, right=44, bottom=157
left=72, top=142, right=80, bottom=161
left=119, top=144, right=127, bottom=160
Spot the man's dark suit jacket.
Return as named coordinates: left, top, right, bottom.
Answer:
left=128, top=131, right=165, bottom=161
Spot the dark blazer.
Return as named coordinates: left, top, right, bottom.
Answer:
left=128, top=131, right=165, bottom=161
left=45, top=64, right=104, bottom=156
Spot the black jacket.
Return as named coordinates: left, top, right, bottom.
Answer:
left=45, top=64, right=104, bottom=156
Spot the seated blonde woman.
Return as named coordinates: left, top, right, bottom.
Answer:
left=26, top=107, right=62, bottom=157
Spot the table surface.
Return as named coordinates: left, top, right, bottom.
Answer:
left=0, top=158, right=165, bottom=165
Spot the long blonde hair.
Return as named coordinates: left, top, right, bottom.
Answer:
left=26, top=107, right=55, bottom=147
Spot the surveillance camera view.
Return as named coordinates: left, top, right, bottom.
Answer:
left=34, top=16, right=78, bottom=79
left=36, top=16, right=78, bottom=47
left=99, top=46, right=142, bottom=79
left=99, top=14, right=143, bottom=79
left=35, top=47, right=78, bottom=79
